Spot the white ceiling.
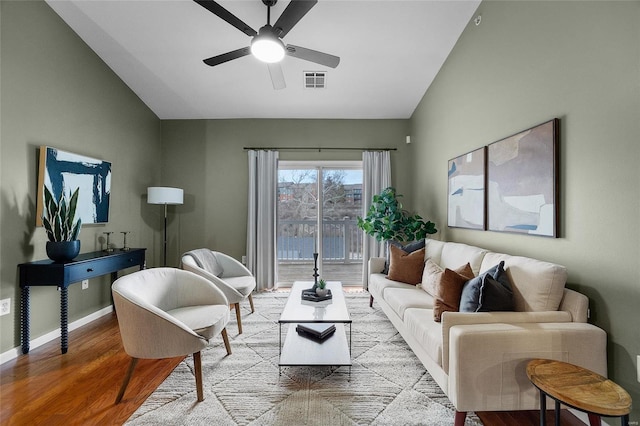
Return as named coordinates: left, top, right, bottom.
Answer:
left=46, top=0, right=481, bottom=119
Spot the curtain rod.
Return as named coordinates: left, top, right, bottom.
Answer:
left=243, top=147, right=397, bottom=151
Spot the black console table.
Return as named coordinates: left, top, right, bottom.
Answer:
left=18, top=248, right=146, bottom=354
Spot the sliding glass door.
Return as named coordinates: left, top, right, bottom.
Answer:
left=277, top=162, right=363, bottom=287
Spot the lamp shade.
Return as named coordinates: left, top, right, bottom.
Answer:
left=147, top=187, right=184, bottom=205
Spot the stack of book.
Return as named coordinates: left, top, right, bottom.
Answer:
left=295, top=323, right=336, bottom=341
left=301, top=288, right=332, bottom=302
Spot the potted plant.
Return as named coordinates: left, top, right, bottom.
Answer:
left=316, top=278, right=328, bottom=297
left=42, top=186, right=82, bottom=262
left=357, top=187, right=437, bottom=243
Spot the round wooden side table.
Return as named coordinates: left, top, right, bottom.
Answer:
left=526, top=359, right=632, bottom=426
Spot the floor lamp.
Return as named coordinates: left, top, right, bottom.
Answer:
left=147, top=187, right=184, bottom=266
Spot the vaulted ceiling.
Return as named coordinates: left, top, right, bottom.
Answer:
left=46, top=0, right=481, bottom=119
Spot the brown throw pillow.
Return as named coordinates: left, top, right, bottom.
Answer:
left=430, top=262, right=475, bottom=322
left=386, top=245, right=426, bottom=285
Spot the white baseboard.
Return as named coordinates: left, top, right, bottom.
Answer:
left=0, top=305, right=114, bottom=365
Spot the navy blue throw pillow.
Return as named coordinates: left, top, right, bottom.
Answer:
left=459, top=261, right=513, bottom=312
left=477, top=275, right=514, bottom=312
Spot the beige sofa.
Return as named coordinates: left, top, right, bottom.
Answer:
left=368, top=239, right=607, bottom=425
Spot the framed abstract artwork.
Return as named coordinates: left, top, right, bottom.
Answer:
left=486, top=118, right=559, bottom=237
left=36, top=146, right=111, bottom=226
left=448, top=147, right=486, bottom=230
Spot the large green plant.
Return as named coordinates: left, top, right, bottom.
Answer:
left=357, top=187, right=436, bottom=242
left=42, top=186, right=82, bottom=242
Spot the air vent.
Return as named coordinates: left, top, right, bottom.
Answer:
left=304, top=71, right=326, bottom=89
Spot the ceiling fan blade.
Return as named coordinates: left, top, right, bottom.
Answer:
left=286, top=45, right=340, bottom=68
left=273, top=0, right=317, bottom=38
left=203, top=47, right=251, bottom=66
left=268, top=63, right=286, bottom=90
left=194, top=0, right=257, bottom=37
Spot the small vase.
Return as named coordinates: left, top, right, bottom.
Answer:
left=46, top=240, right=81, bottom=262
left=316, top=288, right=328, bottom=297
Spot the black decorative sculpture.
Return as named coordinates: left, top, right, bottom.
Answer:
left=312, top=252, right=319, bottom=290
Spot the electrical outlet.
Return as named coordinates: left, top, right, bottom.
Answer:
left=0, top=298, right=10, bottom=316
left=241, top=255, right=247, bottom=265
left=81, top=280, right=89, bottom=290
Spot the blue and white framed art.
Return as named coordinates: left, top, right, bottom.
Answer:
left=36, top=146, right=111, bottom=226
left=447, top=147, right=486, bottom=230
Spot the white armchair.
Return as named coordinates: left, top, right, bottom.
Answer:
left=181, top=249, right=256, bottom=334
left=112, top=267, right=231, bottom=403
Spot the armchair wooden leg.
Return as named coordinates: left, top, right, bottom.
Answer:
left=248, top=293, right=255, bottom=313
left=454, top=411, right=467, bottom=426
left=221, top=328, right=231, bottom=355
left=369, top=294, right=374, bottom=308
left=115, top=357, right=139, bottom=404
left=234, top=303, right=243, bottom=334
left=193, top=351, right=204, bottom=402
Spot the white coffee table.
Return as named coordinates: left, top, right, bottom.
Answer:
left=278, top=281, right=352, bottom=374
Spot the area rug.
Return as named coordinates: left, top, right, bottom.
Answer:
left=126, top=291, right=481, bottom=426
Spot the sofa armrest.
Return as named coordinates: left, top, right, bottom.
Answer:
left=369, top=257, right=386, bottom=275
left=441, top=311, right=572, bottom=372
left=558, top=288, right=589, bottom=323
left=447, top=322, right=607, bottom=413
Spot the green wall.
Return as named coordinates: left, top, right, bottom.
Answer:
left=161, top=119, right=411, bottom=263
left=3, top=2, right=638, bottom=421
left=410, top=0, right=640, bottom=420
left=0, top=1, right=162, bottom=353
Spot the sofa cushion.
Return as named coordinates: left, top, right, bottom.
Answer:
left=383, top=239, right=425, bottom=274
left=369, top=273, right=417, bottom=302
left=221, top=276, right=256, bottom=297
left=386, top=245, right=425, bottom=285
left=404, top=307, right=443, bottom=367
left=480, top=252, right=567, bottom=312
left=460, top=261, right=512, bottom=312
left=385, top=287, right=434, bottom=319
left=431, top=263, right=475, bottom=321
left=440, top=242, right=488, bottom=277
left=167, top=304, right=230, bottom=340
left=424, top=239, right=446, bottom=266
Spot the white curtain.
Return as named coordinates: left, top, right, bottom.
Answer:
left=361, top=150, right=391, bottom=289
left=247, top=150, right=279, bottom=291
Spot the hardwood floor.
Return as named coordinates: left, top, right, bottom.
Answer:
left=0, top=312, right=585, bottom=426
left=0, top=313, right=181, bottom=426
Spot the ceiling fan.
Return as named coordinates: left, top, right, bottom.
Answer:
left=194, top=0, right=340, bottom=90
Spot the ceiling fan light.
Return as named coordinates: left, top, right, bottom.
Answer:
left=251, top=30, right=285, bottom=63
